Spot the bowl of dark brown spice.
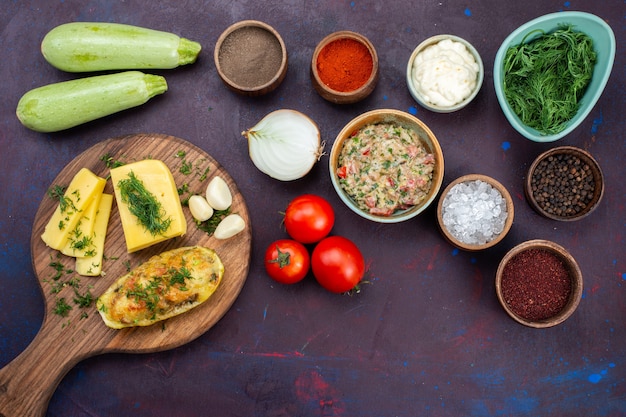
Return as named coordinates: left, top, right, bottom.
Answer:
left=214, top=20, right=288, bottom=96
left=495, top=239, right=583, bottom=328
left=311, top=31, right=379, bottom=104
left=525, top=146, right=604, bottom=221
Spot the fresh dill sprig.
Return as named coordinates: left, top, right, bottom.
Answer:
left=503, top=24, right=596, bottom=135
left=117, top=171, right=172, bottom=236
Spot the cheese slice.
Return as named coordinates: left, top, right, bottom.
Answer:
left=41, top=168, right=107, bottom=250
left=60, top=189, right=103, bottom=257
left=76, top=193, right=113, bottom=276
left=110, top=159, right=187, bottom=253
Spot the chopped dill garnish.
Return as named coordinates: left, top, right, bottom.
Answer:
left=47, top=185, right=67, bottom=201
left=125, top=264, right=192, bottom=316
left=117, top=171, right=172, bottom=236
left=100, top=153, right=126, bottom=169
left=198, top=166, right=210, bottom=182
left=73, top=287, right=95, bottom=308
left=196, top=208, right=231, bottom=235
left=502, top=24, right=596, bottom=135
left=54, top=298, right=72, bottom=317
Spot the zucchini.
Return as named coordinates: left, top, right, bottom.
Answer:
left=41, top=22, right=202, bottom=72
left=16, top=71, right=167, bottom=132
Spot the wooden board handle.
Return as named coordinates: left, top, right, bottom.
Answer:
left=0, top=318, right=103, bottom=417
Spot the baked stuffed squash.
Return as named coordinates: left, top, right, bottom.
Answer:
left=97, top=246, right=224, bottom=329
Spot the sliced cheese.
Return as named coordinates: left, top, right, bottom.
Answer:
left=41, top=168, right=107, bottom=250
left=110, top=159, right=186, bottom=253
left=60, top=189, right=103, bottom=257
left=76, top=193, right=113, bottom=276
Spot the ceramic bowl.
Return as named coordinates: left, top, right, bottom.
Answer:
left=311, top=31, right=379, bottom=104
left=495, top=239, right=583, bottom=328
left=214, top=20, right=288, bottom=96
left=329, top=109, right=444, bottom=223
left=493, top=11, right=616, bottom=142
left=406, top=34, right=484, bottom=113
left=436, top=174, right=514, bottom=251
left=525, top=146, right=604, bottom=221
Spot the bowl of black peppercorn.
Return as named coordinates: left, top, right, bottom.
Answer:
left=525, top=146, right=604, bottom=221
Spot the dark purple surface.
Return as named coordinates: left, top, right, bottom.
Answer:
left=1, top=1, right=624, bottom=416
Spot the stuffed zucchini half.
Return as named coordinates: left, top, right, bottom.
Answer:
left=97, top=246, right=224, bottom=329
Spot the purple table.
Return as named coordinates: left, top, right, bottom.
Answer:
left=1, top=1, right=624, bottom=416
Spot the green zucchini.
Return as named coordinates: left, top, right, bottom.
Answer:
left=16, top=71, right=167, bottom=132
left=41, top=22, right=202, bottom=72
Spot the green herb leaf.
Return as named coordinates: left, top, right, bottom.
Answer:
left=502, top=25, right=596, bottom=135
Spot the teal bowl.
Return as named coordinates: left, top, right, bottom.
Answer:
left=494, top=11, right=615, bottom=142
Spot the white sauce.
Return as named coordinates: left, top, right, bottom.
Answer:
left=411, top=39, right=479, bottom=107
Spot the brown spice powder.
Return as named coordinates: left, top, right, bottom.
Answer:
left=501, top=249, right=572, bottom=321
left=218, top=26, right=283, bottom=88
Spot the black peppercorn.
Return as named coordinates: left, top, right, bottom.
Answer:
left=530, top=153, right=595, bottom=217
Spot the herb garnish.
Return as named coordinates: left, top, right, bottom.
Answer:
left=503, top=24, right=596, bottom=135
left=47, top=185, right=67, bottom=201
left=54, top=298, right=72, bottom=317
left=196, top=208, right=231, bottom=235
left=100, top=153, right=126, bottom=169
left=125, top=264, right=193, bottom=318
left=117, top=171, right=172, bottom=236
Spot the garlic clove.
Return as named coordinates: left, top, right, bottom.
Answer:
left=213, top=214, right=246, bottom=239
left=206, top=176, right=232, bottom=211
left=188, top=195, right=214, bottom=222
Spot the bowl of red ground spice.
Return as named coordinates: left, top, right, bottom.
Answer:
left=311, top=31, right=379, bottom=104
left=496, top=239, right=583, bottom=328
left=525, top=146, right=604, bottom=221
left=214, top=20, right=288, bottom=97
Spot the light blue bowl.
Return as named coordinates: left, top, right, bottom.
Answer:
left=494, top=11, right=616, bottom=142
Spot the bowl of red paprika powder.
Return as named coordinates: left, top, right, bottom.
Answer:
left=311, top=31, right=379, bottom=104
left=495, top=239, right=583, bottom=328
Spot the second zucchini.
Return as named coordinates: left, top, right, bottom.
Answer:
left=16, top=71, right=167, bottom=132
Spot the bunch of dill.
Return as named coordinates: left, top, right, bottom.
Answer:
left=503, top=25, right=596, bottom=135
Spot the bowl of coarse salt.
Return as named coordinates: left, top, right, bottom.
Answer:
left=436, top=174, right=514, bottom=251
left=406, top=34, right=484, bottom=113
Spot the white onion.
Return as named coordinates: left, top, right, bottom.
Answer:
left=242, top=109, right=324, bottom=181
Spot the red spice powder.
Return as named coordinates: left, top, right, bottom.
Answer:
left=316, top=38, right=373, bottom=92
left=500, top=249, right=572, bottom=321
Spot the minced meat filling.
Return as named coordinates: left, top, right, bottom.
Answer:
left=337, top=122, right=435, bottom=216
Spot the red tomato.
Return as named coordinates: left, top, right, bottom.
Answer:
left=311, top=236, right=365, bottom=293
left=284, top=194, right=335, bottom=244
left=264, top=239, right=310, bottom=284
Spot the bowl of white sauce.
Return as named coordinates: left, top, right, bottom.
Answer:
left=406, top=34, right=484, bottom=113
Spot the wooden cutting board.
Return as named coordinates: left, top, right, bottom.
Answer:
left=0, top=133, right=252, bottom=417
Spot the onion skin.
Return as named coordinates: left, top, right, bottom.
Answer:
left=242, top=109, right=324, bottom=181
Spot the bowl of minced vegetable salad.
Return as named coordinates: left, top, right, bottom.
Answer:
left=329, top=109, right=444, bottom=223
left=494, top=11, right=615, bottom=142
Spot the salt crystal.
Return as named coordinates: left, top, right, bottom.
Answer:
left=441, top=179, right=508, bottom=245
